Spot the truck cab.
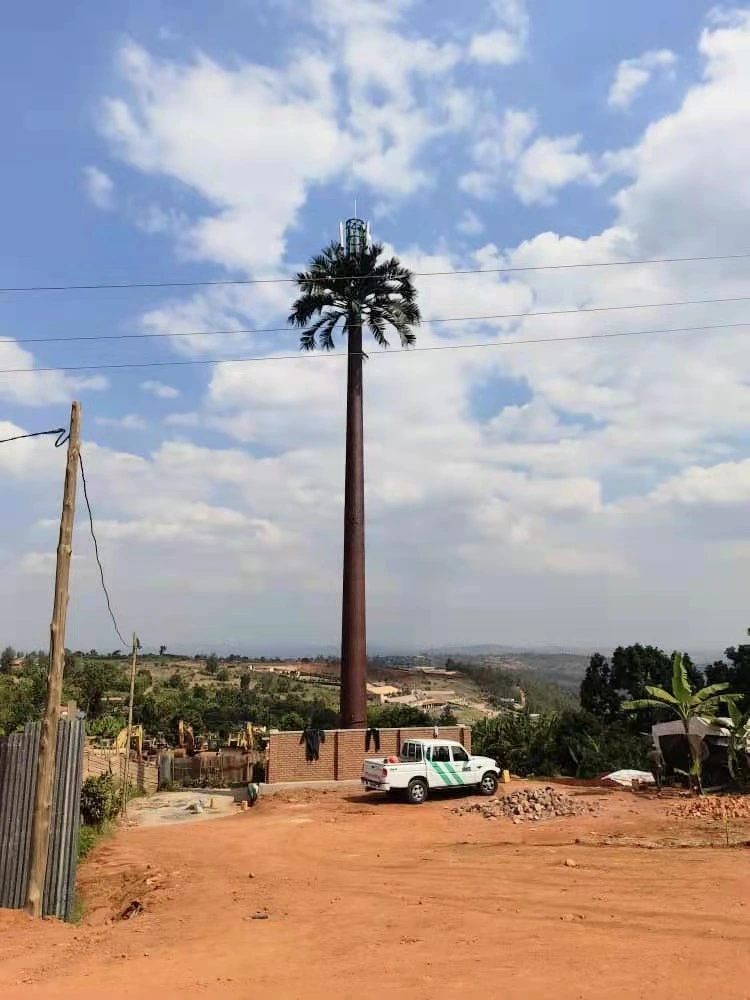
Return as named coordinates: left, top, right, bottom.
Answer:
left=362, top=738, right=499, bottom=804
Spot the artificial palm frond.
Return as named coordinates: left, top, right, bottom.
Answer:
left=289, top=241, right=421, bottom=353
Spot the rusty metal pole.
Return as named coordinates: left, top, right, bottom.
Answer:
left=340, top=317, right=367, bottom=729
left=25, top=401, right=81, bottom=917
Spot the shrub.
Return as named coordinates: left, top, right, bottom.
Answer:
left=473, top=709, right=646, bottom=779
left=80, top=773, right=120, bottom=827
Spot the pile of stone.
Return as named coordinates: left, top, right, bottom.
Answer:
left=453, top=786, right=600, bottom=822
left=669, top=795, right=750, bottom=821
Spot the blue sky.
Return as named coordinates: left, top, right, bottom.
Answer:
left=2, top=1, right=750, bottom=655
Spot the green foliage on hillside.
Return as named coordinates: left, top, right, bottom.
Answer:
left=447, top=659, right=577, bottom=714
left=0, top=651, right=342, bottom=738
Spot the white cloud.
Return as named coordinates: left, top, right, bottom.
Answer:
left=460, top=107, right=598, bottom=204
left=608, top=49, right=677, bottom=109
left=468, top=0, right=529, bottom=65
left=5, top=8, right=750, bottom=651
left=512, top=133, right=599, bottom=205
left=0, top=338, right=108, bottom=406
left=456, top=210, right=484, bottom=236
left=645, top=459, right=750, bottom=508
left=99, top=7, right=472, bottom=277
left=82, top=165, right=115, bottom=209
left=101, top=42, right=346, bottom=273
left=141, top=380, right=180, bottom=399
left=94, top=414, right=147, bottom=430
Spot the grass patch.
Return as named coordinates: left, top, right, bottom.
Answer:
left=77, top=820, right=112, bottom=862
left=74, top=820, right=114, bottom=925
left=70, top=895, right=87, bottom=925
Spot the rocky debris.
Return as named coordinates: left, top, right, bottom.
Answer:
left=453, top=787, right=600, bottom=822
left=669, top=795, right=750, bottom=821
left=120, top=900, right=143, bottom=920
left=563, top=858, right=578, bottom=868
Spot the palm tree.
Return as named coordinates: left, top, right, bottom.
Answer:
left=289, top=235, right=420, bottom=728
left=623, top=651, right=735, bottom=794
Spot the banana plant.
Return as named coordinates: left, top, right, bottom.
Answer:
left=623, top=651, right=736, bottom=794
left=715, top=700, right=750, bottom=786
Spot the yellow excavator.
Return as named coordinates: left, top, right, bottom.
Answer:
left=226, top=723, right=256, bottom=751
left=226, top=723, right=264, bottom=751
left=115, top=724, right=143, bottom=757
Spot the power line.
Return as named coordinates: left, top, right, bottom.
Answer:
left=78, top=450, right=128, bottom=648
left=0, top=426, right=68, bottom=446
left=1, top=251, right=749, bottom=294
left=0, top=320, right=746, bottom=376
left=7, top=293, right=750, bottom=348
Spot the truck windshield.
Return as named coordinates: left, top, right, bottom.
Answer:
left=400, top=742, right=423, bottom=762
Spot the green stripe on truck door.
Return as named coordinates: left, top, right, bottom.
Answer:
left=445, top=762, right=465, bottom=785
left=428, top=760, right=462, bottom=785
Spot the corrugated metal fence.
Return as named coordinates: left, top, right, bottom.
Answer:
left=0, top=715, right=85, bottom=921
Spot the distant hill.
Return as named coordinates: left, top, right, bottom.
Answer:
left=427, top=648, right=590, bottom=692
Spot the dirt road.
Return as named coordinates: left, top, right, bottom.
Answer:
left=1, top=784, right=750, bottom=999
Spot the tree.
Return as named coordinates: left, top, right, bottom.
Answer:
left=580, top=653, right=621, bottom=720
left=369, top=704, right=431, bottom=728
left=705, top=659, right=730, bottom=685
left=611, top=644, right=672, bottom=697
left=205, top=653, right=219, bottom=675
left=623, top=652, right=733, bottom=794
left=0, top=646, right=15, bottom=673
left=159, top=645, right=167, bottom=657
left=438, top=705, right=458, bottom=726
left=289, top=233, right=420, bottom=728
left=69, top=659, right=127, bottom=717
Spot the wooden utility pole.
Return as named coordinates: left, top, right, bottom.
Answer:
left=25, top=401, right=81, bottom=917
left=121, top=633, right=139, bottom=816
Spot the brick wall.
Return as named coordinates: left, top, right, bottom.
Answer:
left=267, top=726, right=471, bottom=784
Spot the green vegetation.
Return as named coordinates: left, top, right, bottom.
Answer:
left=722, top=700, right=750, bottom=786
left=2, top=638, right=748, bottom=792
left=473, top=709, right=647, bottom=779
left=80, top=773, right=121, bottom=827
left=623, top=651, right=734, bottom=793
left=1, top=645, right=15, bottom=673
left=0, top=650, right=345, bottom=739
left=77, top=822, right=110, bottom=862
left=447, top=658, right=577, bottom=714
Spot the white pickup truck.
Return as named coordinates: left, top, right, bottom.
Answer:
left=361, top=738, right=499, bottom=804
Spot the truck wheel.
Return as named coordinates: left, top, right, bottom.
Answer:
left=478, top=771, right=498, bottom=796
left=406, top=778, right=428, bottom=805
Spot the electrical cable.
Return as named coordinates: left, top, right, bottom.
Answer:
left=0, top=319, right=746, bottom=376
left=78, top=449, right=128, bottom=648
left=0, top=427, right=68, bottom=446
left=7, top=292, right=750, bottom=347
left=0, top=251, right=749, bottom=294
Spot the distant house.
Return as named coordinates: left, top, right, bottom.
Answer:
left=366, top=683, right=400, bottom=704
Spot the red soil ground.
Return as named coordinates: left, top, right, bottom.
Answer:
left=1, top=783, right=749, bottom=999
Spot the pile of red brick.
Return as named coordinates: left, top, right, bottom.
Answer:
left=453, top=787, right=600, bottom=822
left=669, top=795, right=750, bottom=820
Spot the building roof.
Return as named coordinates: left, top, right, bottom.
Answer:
left=367, top=683, right=399, bottom=696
